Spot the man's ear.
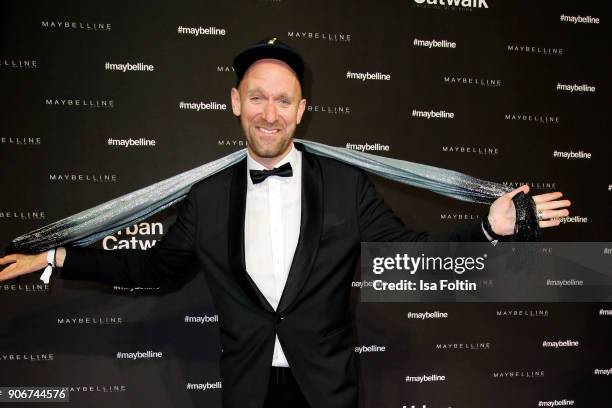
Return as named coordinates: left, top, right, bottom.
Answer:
left=296, top=98, right=307, bottom=124
left=230, top=87, right=241, bottom=117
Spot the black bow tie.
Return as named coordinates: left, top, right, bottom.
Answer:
left=249, top=162, right=293, bottom=184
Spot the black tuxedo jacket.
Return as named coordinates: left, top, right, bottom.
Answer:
left=61, top=143, right=487, bottom=408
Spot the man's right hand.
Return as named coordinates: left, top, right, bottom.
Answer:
left=0, top=247, right=66, bottom=282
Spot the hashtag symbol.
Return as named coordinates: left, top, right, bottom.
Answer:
left=178, top=26, right=182, bottom=33
left=184, top=315, right=188, bottom=322
left=107, top=138, right=112, bottom=146
left=556, top=83, right=561, bottom=90
left=608, top=185, right=612, bottom=191
left=553, top=150, right=557, bottom=157
left=413, top=38, right=417, bottom=46
left=116, top=351, right=120, bottom=358
left=412, top=109, right=416, bottom=116
left=346, top=71, right=350, bottom=79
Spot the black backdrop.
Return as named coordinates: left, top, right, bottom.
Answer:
left=1, top=1, right=610, bottom=407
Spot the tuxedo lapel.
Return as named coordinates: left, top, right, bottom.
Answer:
left=277, top=144, right=323, bottom=314
left=228, top=159, right=275, bottom=313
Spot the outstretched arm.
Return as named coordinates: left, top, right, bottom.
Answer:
left=0, top=247, right=66, bottom=282
left=1, top=187, right=199, bottom=288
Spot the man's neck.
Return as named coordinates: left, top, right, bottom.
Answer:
left=248, top=143, right=294, bottom=169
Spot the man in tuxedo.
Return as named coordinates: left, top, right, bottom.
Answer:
left=0, top=38, right=571, bottom=408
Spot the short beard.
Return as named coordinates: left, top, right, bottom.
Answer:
left=247, top=134, right=292, bottom=159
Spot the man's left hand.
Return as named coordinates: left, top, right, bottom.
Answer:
left=488, top=185, right=571, bottom=236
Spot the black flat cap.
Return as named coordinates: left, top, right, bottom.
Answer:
left=232, top=37, right=305, bottom=91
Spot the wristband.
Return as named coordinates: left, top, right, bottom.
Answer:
left=482, top=216, right=506, bottom=242
left=40, top=248, right=56, bottom=284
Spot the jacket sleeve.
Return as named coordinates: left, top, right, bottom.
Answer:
left=356, top=170, right=488, bottom=242
left=59, top=186, right=200, bottom=288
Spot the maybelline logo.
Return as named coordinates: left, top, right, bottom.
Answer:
left=1, top=353, right=54, bottom=362
left=599, top=309, right=612, bottom=316
left=542, top=340, right=579, bottom=348
left=345, top=142, right=390, bottom=152
left=406, top=311, right=448, bottom=320
left=507, top=44, right=563, bottom=56
left=443, top=76, right=501, bottom=87
left=179, top=101, right=227, bottom=111
left=559, top=215, right=588, bottom=224
left=49, top=174, right=118, bottom=182
left=556, top=83, right=596, bottom=93
left=107, top=138, right=156, bottom=148
left=60, top=385, right=126, bottom=393
left=217, top=65, right=234, bottom=73
left=44, top=98, right=114, bottom=108
left=496, top=309, right=549, bottom=317
left=308, top=104, right=351, bottom=115
left=492, top=370, right=545, bottom=379
left=184, top=315, right=219, bottom=324
left=177, top=26, right=226, bottom=36
left=1, top=59, right=38, bottom=69
left=1, top=137, right=41, bottom=145
left=440, top=213, right=480, bottom=221
left=41, top=21, right=111, bottom=31
left=116, top=350, right=162, bottom=360
left=0, top=283, right=49, bottom=292
left=351, top=280, right=372, bottom=288
left=501, top=181, right=557, bottom=191
left=435, top=342, right=490, bottom=350
left=287, top=31, right=350, bottom=42
left=405, top=374, right=446, bottom=383
left=413, top=38, right=456, bottom=49
left=538, top=399, right=575, bottom=407
left=186, top=382, right=222, bottom=391
left=560, top=14, right=599, bottom=24
left=0, top=211, right=45, bottom=220
left=113, top=285, right=159, bottom=292
left=354, top=345, right=386, bottom=354
left=553, top=150, right=591, bottom=159
left=57, top=317, right=123, bottom=325
left=218, top=139, right=246, bottom=147
left=441, top=145, right=499, bottom=155
left=103, top=222, right=163, bottom=250
left=346, top=71, right=391, bottom=81
left=505, top=114, right=559, bottom=125
left=412, top=109, right=454, bottom=119
left=104, top=62, right=154, bottom=72
left=413, top=0, right=489, bottom=10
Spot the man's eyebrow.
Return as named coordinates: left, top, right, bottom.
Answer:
left=246, top=88, right=294, bottom=100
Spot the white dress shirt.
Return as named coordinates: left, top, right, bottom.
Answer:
left=244, top=143, right=301, bottom=367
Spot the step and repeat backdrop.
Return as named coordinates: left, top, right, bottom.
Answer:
left=1, top=0, right=610, bottom=407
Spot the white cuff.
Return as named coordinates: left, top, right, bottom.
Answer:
left=40, top=248, right=56, bottom=284
left=481, top=222, right=498, bottom=246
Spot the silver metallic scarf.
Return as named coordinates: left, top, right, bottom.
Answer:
left=6, top=139, right=540, bottom=254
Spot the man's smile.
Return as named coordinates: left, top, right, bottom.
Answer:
left=256, top=126, right=281, bottom=134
